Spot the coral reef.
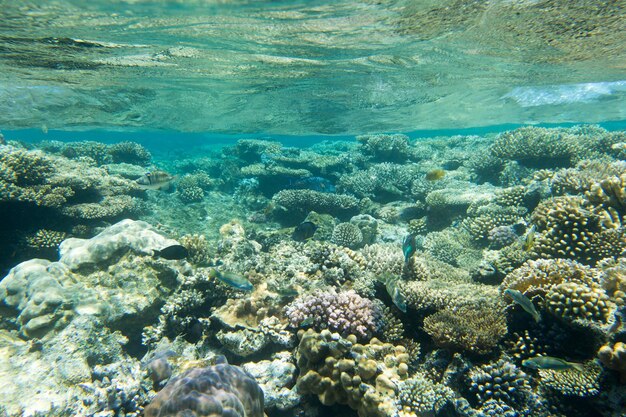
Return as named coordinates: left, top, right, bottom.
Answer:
left=2, top=126, right=626, bottom=417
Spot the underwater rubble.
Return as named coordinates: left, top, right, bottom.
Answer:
left=0, top=125, right=625, bottom=416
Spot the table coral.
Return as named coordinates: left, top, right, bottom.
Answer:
left=144, top=356, right=264, bottom=417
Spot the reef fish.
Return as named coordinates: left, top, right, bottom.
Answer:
left=292, top=221, right=317, bottom=241
left=210, top=269, right=253, bottom=291
left=402, top=233, right=416, bottom=264
left=136, top=170, right=175, bottom=191
left=522, top=225, right=536, bottom=251
left=153, top=244, right=188, bottom=260
left=522, top=356, right=584, bottom=371
left=504, top=288, right=541, bottom=323
left=378, top=273, right=407, bottom=313
left=289, top=176, right=336, bottom=193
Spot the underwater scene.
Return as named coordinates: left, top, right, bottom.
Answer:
left=1, top=1, right=626, bottom=417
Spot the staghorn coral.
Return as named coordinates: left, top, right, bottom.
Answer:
left=144, top=356, right=264, bottom=417
left=423, top=305, right=507, bottom=355
left=107, top=141, right=151, bottom=166
left=285, top=289, right=383, bottom=340
left=586, top=172, right=626, bottom=215
left=272, top=189, right=358, bottom=219
left=537, top=361, right=602, bottom=397
left=295, top=329, right=411, bottom=417
left=467, top=357, right=530, bottom=406
left=331, top=222, right=364, bottom=249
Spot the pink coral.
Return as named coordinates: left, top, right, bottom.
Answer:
left=285, top=289, right=383, bottom=340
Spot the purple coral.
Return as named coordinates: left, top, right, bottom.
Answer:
left=285, top=289, right=383, bottom=340
left=488, top=225, right=518, bottom=249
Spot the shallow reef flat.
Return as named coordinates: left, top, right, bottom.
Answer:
left=0, top=126, right=625, bottom=416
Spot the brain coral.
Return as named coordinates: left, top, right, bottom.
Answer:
left=285, top=289, right=383, bottom=340
left=144, top=355, right=264, bottom=417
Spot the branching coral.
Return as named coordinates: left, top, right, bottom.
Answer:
left=490, top=126, right=578, bottom=168
left=537, top=361, right=602, bottom=397
left=285, top=289, right=383, bottom=340
left=272, top=189, right=358, bottom=219
left=331, top=222, right=363, bottom=249
left=423, top=305, right=507, bottom=354
left=467, top=358, right=530, bottom=406
left=108, top=141, right=151, bottom=166
left=356, top=133, right=410, bottom=162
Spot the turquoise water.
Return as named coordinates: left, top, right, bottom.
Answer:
left=1, top=2, right=626, bottom=417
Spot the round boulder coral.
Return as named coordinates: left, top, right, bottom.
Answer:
left=331, top=222, right=363, bottom=249
left=144, top=356, right=264, bottom=417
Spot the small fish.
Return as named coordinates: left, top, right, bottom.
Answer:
left=425, top=169, right=445, bottom=181
left=402, top=234, right=416, bottom=264
left=504, top=288, right=541, bottom=323
left=299, top=317, right=315, bottom=328
left=522, top=356, right=584, bottom=372
left=522, top=225, right=536, bottom=251
left=136, top=170, right=175, bottom=191
left=378, top=273, right=407, bottom=313
left=153, top=244, right=188, bottom=260
left=292, top=221, right=317, bottom=241
left=210, top=269, right=253, bottom=291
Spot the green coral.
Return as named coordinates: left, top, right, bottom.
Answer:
left=423, top=305, right=507, bottom=354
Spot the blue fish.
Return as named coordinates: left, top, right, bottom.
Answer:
left=402, top=234, right=416, bottom=264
